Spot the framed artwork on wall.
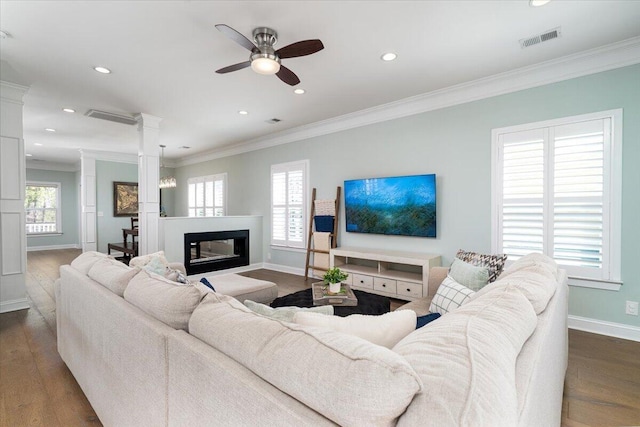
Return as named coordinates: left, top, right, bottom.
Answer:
left=113, top=181, right=138, bottom=217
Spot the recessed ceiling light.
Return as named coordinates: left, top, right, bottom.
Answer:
left=34, top=143, right=43, bottom=146
left=238, top=110, right=248, bottom=115
left=26, top=153, right=33, bottom=157
left=62, top=108, right=75, bottom=113
left=381, top=52, right=397, bottom=61
left=45, top=128, right=56, bottom=132
left=294, top=89, right=306, bottom=95
left=93, top=66, right=111, bottom=74
left=530, top=0, right=551, bottom=6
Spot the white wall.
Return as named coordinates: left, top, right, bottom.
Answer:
left=0, top=81, right=29, bottom=313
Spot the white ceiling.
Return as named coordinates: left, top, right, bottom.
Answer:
left=1, top=1, right=640, bottom=166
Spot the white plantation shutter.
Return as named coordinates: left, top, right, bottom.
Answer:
left=493, top=111, right=621, bottom=284
left=187, top=173, right=227, bottom=217
left=271, top=160, right=308, bottom=248
left=501, top=129, right=545, bottom=259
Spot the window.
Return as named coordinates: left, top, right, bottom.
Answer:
left=25, top=182, right=61, bottom=234
left=187, top=173, right=227, bottom=217
left=492, top=110, right=622, bottom=287
left=271, top=160, right=309, bottom=249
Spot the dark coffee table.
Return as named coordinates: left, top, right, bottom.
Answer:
left=271, top=288, right=390, bottom=317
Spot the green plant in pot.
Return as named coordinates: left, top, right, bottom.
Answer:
left=323, top=267, right=349, bottom=294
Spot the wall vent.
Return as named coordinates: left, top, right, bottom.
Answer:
left=520, top=27, right=561, bottom=49
left=266, top=118, right=282, bottom=124
left=85, top=109, right=139, bottom=125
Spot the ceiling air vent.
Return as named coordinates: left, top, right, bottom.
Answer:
left=85, top=109, right=138, bottom=125
left=266, top=118, right=282, bottom=124
left=520, top=27, right=561, bottom=49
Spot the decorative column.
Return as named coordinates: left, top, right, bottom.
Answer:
left=0, top=80, right=29, bottom=313
left=135, top=113, right=162, bottom=256
left=79, top=151, right=97, bottom=252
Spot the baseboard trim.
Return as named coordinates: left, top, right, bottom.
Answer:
left=27, top=244, right=81, bottom=252
left=568, top=315, right=640, bottom=342
left=262, top=263, right=306, bottom=277
left=0, top=298, right=30, bottom=313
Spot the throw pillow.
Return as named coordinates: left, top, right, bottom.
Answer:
left=456, top=249, right=508, bottom=282
left=416, top=312, right=440, bottom=329
left=129, top=251, right=169, bottom=270
left=448, top=258, right=490, bottom=291
left=244, top=300, right=333, bottom=322
left=293, top=309, right=417, bottom=349
left=165, top=268, right=189, bottom=284
left=428, top=275, right=475, bottom=315
left=199, top=277, right=216, bottom=291
left=142, top=256, right=168, bottom=276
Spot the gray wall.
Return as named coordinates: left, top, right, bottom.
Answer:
left=26, top=168, right=79, bottom=248
left=95, top=160, right=138, bottom=253
left=172, top=64, right=640, bottom=327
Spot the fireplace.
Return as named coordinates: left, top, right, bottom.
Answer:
left=184, top=230, right=249, bottom=275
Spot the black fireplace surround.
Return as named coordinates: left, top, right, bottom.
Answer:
left=184, top=229, right=249, bottom=275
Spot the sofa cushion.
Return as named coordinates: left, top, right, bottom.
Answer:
left=293, top=309, right=416, bottom=349
left=449, top=258, right=490, bottom=291
left=428, top=276, right=475, bottom=315
left=393, top=285, right=537, bottom=427
left=87, top=258, right=139, bottom=297
left=70, top=251, right=109, bottom=275
left=189, top=293, right=423, bottom=427
left=456, top=249, right=508, bottom=283
left=124, top=269, right=205, bottom=331
left=471, top=253, right=558, bottom=315
left=244, top=299, right=333, bottom=322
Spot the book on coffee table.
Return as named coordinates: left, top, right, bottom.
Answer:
left=312, top=282, right=358, bottom=307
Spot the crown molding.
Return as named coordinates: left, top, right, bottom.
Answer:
left=0, top=80, right=29, bottom=103
left=177, top=36, right=640, bottom=167
left=26, top=159, right=79, bottom=172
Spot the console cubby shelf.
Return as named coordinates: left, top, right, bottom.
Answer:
left=330, top=247, right=442, bottom=301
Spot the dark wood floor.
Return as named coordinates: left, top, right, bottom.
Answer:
left=1, top=249, right=638, bottom=426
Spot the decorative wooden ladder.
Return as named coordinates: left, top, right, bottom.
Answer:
left=304, top=186, right=341, bottom=279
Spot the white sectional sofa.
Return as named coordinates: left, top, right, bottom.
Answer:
left=56, top=251, right=568, bottom=427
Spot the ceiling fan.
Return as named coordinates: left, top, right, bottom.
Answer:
left=214, top=24, right=324, bottom=86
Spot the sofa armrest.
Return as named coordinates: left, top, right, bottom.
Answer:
left=427, top=266, right=448, bottom=297
left=397, top=266, right=448, bottom=315
left=397, top=297, right=433, bottom=317
left=169, top=262, right=186, bottom=275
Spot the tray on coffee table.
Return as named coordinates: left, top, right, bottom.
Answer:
left=312, top=282, right=358, bottom=306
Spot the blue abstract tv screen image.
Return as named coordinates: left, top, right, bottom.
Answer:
left=344, top=174, right=436, bottom=238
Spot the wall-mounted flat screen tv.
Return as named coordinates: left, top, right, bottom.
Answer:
left=344, top=174, right=436, bottom=238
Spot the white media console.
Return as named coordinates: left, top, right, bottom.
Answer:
left=330, top=247, right=442, bottom=301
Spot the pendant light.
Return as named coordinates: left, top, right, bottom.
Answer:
left=159, top=145, right=177, bottom=189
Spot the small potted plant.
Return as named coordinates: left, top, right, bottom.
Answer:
left=323, top=267, right=349, bottom=294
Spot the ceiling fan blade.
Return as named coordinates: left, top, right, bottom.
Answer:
left=276, top=65, right=300, bottom=86
left=215, top=61, right=251, bottom=74
left=276, top=40, right=324, bottom=59
left=215, top=24, right=258, bottom=52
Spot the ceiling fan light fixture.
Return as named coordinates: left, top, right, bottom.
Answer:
left=251, top=56, right=281, bottom=75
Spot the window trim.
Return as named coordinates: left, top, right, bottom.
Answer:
left=270, top=159, right=309, bottom=249
left=25, top=181, right=62, bottom=236
left=491, top=109, right=622, bottom=290
left=187, top=173, right=227, bottom=217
